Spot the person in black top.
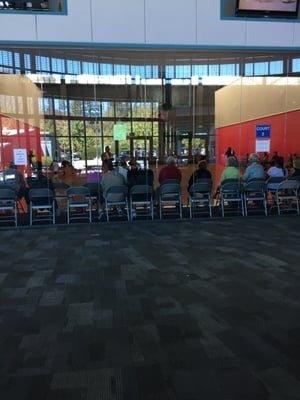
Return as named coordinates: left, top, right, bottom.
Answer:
left=225, top=147, right=235, bottom=158
left=127, top=158, right=154, bottom=189
left=188, top=160, right=212, bottom=190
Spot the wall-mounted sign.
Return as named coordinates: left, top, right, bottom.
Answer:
left=13, top=149, right=27, bottom=166
left=255, top=124, right=271, bottom=153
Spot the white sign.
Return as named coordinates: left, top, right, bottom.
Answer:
left=13, top=149, right=28, bottom=166
left=255, top=139, right=270, bottom=153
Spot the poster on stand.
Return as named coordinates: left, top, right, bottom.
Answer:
left=13, top=149, right=28, bottom=166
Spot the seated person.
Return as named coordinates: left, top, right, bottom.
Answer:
left=243, top=153, right=265, bottom=182
left=127, top=158, right=154, bottom=189
left=60, top=160, right=77, bottom=183
left=101, top=159, right=126, bottom=201
left=118, top=158, right=129, bottom=182
left=27, top=161, right=57, bottom=208
left=290, top=157, right=300, bottom=179
left=158, top=156, right=181, bottom=185
left=220, top=156, right=240, bottom=183
left=188, top=160, right=212, bottom=190
left=267, top=160, right=286, bottom=190
left=267, top=160, right=286, bottom=179
left=3, top=162, right=29, bottom=204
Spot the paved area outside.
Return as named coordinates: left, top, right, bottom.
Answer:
left=0, top=217, right=300, bottom=400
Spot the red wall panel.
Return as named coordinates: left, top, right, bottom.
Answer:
left=216, top=109, right=300, bottom=166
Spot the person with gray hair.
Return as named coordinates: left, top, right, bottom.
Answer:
left=243, top=153, right=265, bottom=182
left=158, top=156, right=181, bottom=184
left=220, top=156, right=240, bottom=182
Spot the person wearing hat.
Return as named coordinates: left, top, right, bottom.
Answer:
left=188, top=160, right=212, bottom=190
left=243, top=153, right=265, bottom=182
left=158, top=156, right=181, bottom=185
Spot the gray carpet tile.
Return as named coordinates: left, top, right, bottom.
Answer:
left=0, top=217, right=300, bottom=399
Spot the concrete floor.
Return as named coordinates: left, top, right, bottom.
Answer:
left=0, top=217, right=300, bottom=399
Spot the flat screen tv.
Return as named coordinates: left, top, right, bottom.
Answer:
left=236, top=0, right=299, bottom=18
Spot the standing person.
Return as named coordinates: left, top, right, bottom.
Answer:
left=3, top=162, right=30, bottom=204
left=101, top=146, right=113, bottom=163
left=225, top=147, right=235, bottom=158
left=262, top=152, right=269, bottom=170
left=158, top=156, right=181, bottom=185
left=271, top=151, right=280, bottom=165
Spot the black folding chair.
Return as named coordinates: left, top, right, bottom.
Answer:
left=220, top=179, right=244, bottom=217
left=189, top=179, right=213, bottom=219
left=129, top=185, right=154, bottom=221
left=29, top=188, right=55, bottom=225
left=159, top=183, right=182, bottom=219
left=0, top=188, right=17, bottom=226
left=67, top=186, right=92, bottom=223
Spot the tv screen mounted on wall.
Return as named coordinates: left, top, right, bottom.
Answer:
left=236, top=0, right=299, bottom=18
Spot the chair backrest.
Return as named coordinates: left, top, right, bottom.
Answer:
left=0, top=183, right=15, bottom=192
left=220, top=179, right=241, bottom=193
left=2, top=172, right=17, bottom=188
left=27, top=177, right=51, bottom=189
left=105, top=185, right=128, bottom=202
left=84, top=182, right=102, bottom=196
left=52, top=181, right=70, bottom=190
left=267, top=176, right=285, bottom=184
left=160, top=183, right=181, bottom=195
left=277, top=180, right=299, bottom=192
left=130, top=185, right=153, bottom=196
left=266, top=176, right=285, bottom=190
left=161, top=179, right=180, bottom=185
left=29, top=188, right=54, bottom=200
left=244, top=180, right=267, bottom=192
left=190, top=180, right=212, bottom=194
left=0, top=188, right=16, bottom=200
left=67, top=186, right=90, bottom=197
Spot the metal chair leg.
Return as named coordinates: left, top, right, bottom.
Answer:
left=130, top=199, right=133, bottom=221
left=67, top=201, right=70, bottom=224
left=30, top=202, right=32, bottom=226
left=105, top=201, right=109, bottom=222
left=179, top=198, right=182, bottom=219
left=277, top=194, right=281, bottom=215
left=221, top=195, right=224, bottom=217
left=159, top=199, right=162, bottom=220
left=126, top=200, right=130, bottom=221
left=14, top=202, right=18, bottom=227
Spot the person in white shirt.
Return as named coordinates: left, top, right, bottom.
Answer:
left=267, top=160, right=286, bottom=190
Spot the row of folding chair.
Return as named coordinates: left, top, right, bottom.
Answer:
left=219, top=178, right=300, bottom=217
left=0, top=178, right=299, bottom=226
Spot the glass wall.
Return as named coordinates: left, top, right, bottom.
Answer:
left=1, top=46, right=300, bottom=213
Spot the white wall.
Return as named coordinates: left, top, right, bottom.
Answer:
left=0, top=0, right=299, bottom=48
